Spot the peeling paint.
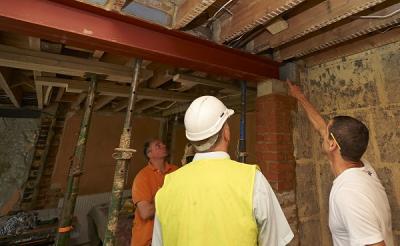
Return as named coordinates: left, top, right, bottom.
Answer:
left=295, top=40, right=400, bottom=245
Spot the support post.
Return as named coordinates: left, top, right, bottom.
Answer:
left=238, top=80, right=247, bottom=163
left=169, top=115, right=179, bottom=163
left=255, top=78, right=299, bottom=243
left=103, top=59, right=142, bottom=245
left=56, top=74, right=98, bottom=245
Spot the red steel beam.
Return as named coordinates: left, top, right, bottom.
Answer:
left=0, top=0, right=279, bottom=81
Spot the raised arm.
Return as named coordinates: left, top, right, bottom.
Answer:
left=287, top=80, right=327, bottom=137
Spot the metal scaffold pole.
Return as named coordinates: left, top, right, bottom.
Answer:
left=56, top=74, right=98, bottom=246
left=239, top=80, right=247, bottom=163
left=103, top=59, right=142, bottom=245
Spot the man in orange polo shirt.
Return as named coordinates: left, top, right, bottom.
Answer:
left=131, top=139, right=178, bottom=246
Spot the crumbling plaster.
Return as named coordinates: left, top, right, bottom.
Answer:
left=0, top=118, right=39, bottom=212
left=294, top=41, right=400, bottom=245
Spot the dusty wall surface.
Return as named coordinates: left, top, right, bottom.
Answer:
left=0, top=118, right=39, bottom=212
left=294, top=41, right=400, bottom=245
left=52, top=112, right=162, bottom=195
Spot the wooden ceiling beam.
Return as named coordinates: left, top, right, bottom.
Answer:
left=28, top=37, right=45, bottom=109
left=174, top=73, right=243, bottom=92
left=148, top=67, right=174, bottom=88
left=0, top=44, right=153, bottom=83
left=217, top=0, right=306, bottom=43
left=55, top=87, right=65, bottom=102
left=254, top=0, right=387, bottom=49
left=34, top=77, right=43, bottom=109
left=304, top=26, right=400, bottom=67
left=35, top=77, right=198, bottom=102
left=92, top=50, right=105, bottom=60
left=0, top=0, right=279, bottom=81
left=43, top=85, right=53, bottom=105
left=275, top=3, right=400, bottom=61
left=0, top=68, right=22, bottom=108
left=173, top=0, right=218, bottom=29
left=113, top=98, right=129, bottom=112
left=135, top=100, right=164, bottom=113
left=70, top=93, right=87, bottom=110
left=162, top=102, right=190, bottom=117
left=94, top=95, right=116, bottom=111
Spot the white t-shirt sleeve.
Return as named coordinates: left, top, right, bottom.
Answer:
left=151, top=215, right=163, bottom=246
left=253, top=171, right=294, bottom=246
left=334, top=188, right=384, bottom=245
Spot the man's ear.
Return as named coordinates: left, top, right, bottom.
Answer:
left=223, top=123, right=230, bottom=142
left=328, top=138, right=337, bottom=152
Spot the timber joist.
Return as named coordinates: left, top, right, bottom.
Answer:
left=253, top=0, right=387, bottom=52
left=173, top=0, right=217, bottom=29
left=304, top=27, right=400, bottom=67
left=280, top=0, right=387, bottom=48
left=35, top=76, right=199, bottom=102
left=219, top=0, right=306, bottom=43
left=275, top=3, right=400, bottom=61
left=0, top=44, right=153, bottom=83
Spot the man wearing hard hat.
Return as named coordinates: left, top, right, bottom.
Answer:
left=152, top=96, right=294, bottom=246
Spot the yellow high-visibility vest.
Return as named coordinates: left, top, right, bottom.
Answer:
left=155, top=158, right=258, bottom=246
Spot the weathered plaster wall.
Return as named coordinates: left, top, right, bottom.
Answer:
left=52, top=112, right=162, bottom=195
left=0, top=118, right=39, bottom=213
left=294, top=41, right=400, bottom=245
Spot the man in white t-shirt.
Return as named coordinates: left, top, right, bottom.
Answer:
left=287, top=81, right=393, bottom=246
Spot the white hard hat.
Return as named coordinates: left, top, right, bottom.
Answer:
left=184, top=96, right=234, bottom=141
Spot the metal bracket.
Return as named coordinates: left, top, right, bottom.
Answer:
left=112, top=148, right=136, bottom=160
left=239, top=152, right=248, bottom=157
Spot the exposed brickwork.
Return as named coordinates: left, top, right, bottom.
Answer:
left=256, top=89, right=299, bottom=245
left=256, top=93, right=297, bottom=192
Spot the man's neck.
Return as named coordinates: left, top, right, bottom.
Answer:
left=331, top=156, right=363, bottom=177
left=149, top=158, right=166, bottom=172
left=209, top=143, right=228, bottom=153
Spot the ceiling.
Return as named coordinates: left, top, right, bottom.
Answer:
left=0, top=0, right=399, bottom=118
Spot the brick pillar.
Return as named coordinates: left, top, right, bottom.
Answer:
left=256, top=79, right=299, bottom=245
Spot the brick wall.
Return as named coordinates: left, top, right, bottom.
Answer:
left=256, top=87, right=299, bottom=245
left=256, top=94, right=296, bottom=192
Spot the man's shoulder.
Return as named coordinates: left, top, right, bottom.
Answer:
left=222, top=159, right=259, bottom=169
left=167, top=163, right=179, bottom=171
left=134, top=165, right=153, bottom=180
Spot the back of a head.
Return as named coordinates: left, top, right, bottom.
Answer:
left=184, top=96, right=234, bottom=152
left=329, top=116, right=369, bottom=162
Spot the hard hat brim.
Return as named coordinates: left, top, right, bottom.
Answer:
left=186, top=108, right=234, bottom=141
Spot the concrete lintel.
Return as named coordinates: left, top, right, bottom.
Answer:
left=257, top=79, right=287, bottom=97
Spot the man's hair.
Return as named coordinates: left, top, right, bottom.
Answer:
left=328, top=116, right=369, bottom=162
left=143, top=138, right=157, bottom=160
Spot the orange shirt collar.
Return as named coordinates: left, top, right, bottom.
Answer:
left=148, top=161, right=173, bottom=173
